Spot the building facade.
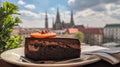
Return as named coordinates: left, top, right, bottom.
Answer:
left=104, top=24, right=120, bottom=43
left=12, top=27, right=45, bottom=38
left=79, top=28, right=103, bottom=45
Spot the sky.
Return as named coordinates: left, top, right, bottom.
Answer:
left=2, top=0, right=120, bottom=28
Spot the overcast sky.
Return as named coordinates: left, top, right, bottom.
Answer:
left=3, top=0, right=120, bottom=28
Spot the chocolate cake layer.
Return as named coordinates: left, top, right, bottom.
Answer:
left=25, top=37, right=81, bottom=61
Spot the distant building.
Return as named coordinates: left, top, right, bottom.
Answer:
left=12, top=27, right=20, bottom=35
left=13, top=27, right=45, bottom=38
left=65, top=28, right=79, bottom=37
left=79, top=28, right=103, bottom=45
left=104, top=24, right=120, bottom=43
left=45, top=11, right=48, bottom=29
left=66, top=28, right=79, bottom=34
left=73, top=25, right=85, bottom=29
left=44, top=8, right=86, bottom=31
left=52, top=8, right=75, bottom=30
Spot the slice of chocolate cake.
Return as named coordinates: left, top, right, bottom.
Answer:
left=25, top=37, right=80, bottom=61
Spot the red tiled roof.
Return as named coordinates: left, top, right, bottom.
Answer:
left=67, top=28, right=79, bottom=34
left=79, top=28, right=103, bottom=34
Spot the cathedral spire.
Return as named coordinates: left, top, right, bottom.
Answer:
left=55, top=7, right=61, bottom=23
left=45, top=11, right=48, bottom=29
left=53, top=7, right=63, bottom=30
left=70, top=10, right=75, bottom=27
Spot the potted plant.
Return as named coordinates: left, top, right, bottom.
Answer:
left=0, top=2, right=23, bottom=67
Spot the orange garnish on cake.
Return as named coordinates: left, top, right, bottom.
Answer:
left=30, top=30, right=57, bottom=38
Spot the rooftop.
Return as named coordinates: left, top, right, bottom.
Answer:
left=105, top=24, right=120, bottom=27
left=66, top=28, right=79, bottom=34
left=79, top=28, right=103, bottom=35
left=73, top=25, right=85, bottom=28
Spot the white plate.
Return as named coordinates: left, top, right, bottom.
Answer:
left=1, top=47, right=100, bottom=67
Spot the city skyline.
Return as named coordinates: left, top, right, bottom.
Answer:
left=2, top=0, right=120, bottom=28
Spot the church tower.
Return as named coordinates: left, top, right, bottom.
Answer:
left=45, top=11, right=48, bottom=29
left=70, top=10, right=75, bottom=27
left=53, top=8, right=63, bottom=30
left=55, top=8, right=61, bottom=24
left=52, top=18, right=55, bottom=29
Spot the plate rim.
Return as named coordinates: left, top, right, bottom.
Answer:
left=1, top=47, right=101, bottom=67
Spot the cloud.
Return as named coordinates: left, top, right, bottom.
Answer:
left=68, top=0, right=119, bottom=11
left=19, top=10, right=56, bottom=28
left=18, top=0, right=25, bottom=5
left=19, top=10, right=45, bottom=28
left=19, top=10, right=41, bottom=18
left=50, top=7, right=56, bottom=12
left=101, top=3, right=120, bottom=19
left=17, top=0, right=36, bottom=10
left=19, top=19, right=45, bottom=28
left=73, top=8, right=120, bottom=27
left=75, top=9, right=96, bottom=17
left=67, top=0, right=120, bottom=27
left=60, top=11, right=71, bottom=22
left=25, top=4, right=36, bottom=9
left=105, top=3, right=120, bottom=14
left=68, top=0, right=75, bottom=4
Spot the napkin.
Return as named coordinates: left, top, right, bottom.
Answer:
left=82, top=46, right=120, bottom=65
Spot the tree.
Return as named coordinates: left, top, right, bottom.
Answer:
left=74, top=31, right=84, bottom=42
left=0, top=2, right=23, bottom=53
left=63, top=33, right=70, bottom=38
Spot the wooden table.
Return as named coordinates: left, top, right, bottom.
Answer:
left=0, top=59, right=19, bottom=67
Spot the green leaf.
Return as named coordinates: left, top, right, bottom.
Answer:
left=3, top=2, right=7, bottom=11
left=0, top=2, right=23, bottom=53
